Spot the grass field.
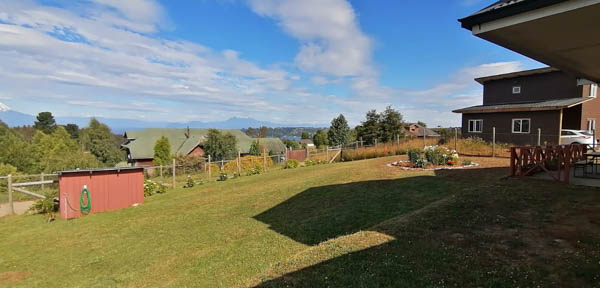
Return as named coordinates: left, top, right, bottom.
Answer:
left=1, top=156, right=600, bottom=287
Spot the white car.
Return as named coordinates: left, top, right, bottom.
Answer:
left=560, top=129, right=596, bottom=145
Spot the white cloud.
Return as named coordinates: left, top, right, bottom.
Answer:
left=247, top=0, right=374, bottom=77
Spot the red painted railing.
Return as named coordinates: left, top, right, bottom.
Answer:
left=510, top=144, right=587, bottom=184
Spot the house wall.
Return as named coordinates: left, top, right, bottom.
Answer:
left=188, top=146, right=205, bottom=157
left=483, top=71, right=581, bottom=105
left=461, top=110, right=561, bottom=145
left=581, top=85, right=600, bottom=131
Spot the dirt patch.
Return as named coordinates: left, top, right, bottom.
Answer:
left=0, top=271, right=31, bottom=283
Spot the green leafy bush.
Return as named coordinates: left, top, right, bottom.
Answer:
left=144, top=180, right=166, bottom=197
left=218, top=173, right=228, bottom=181
left=285, top=159, right=299, bottom=169
left=185, top=175, right=195, bottom=188
left=408, top=148, right=424, bottom=164
left=29, top=189, right=58, bottom=214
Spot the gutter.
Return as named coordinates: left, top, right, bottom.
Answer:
left=459, top=0, right=569, bottom=30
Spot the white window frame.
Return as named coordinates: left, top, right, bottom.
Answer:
left=468, top=119, right=483, bottom=133
left=587, top=119, right=596, bottom=132
left=512, top=86, right=521, bottom=94
left=590, top=84, right=597, bottom=98
left=512, top=118, right=531, bottom=134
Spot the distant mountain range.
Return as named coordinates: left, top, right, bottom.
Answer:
left=0, top=102, right=325, bottom=134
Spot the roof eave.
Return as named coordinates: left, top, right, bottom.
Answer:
left=459, top=0, right=569, bottom=30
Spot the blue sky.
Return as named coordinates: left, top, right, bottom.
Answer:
left=0, top=0, right=542, bottom=127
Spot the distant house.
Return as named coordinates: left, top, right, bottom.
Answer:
left=298, top=139, right=315, bottom=148
left=404, top=123, right=440, bottom=138
left=121, top=128, right=254, bottom=166
left=453, top=68, right=599, bottom=145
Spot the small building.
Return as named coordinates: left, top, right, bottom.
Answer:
left=298, top=139, right=315, bottom=148
left=453, top=68, right=599, bottom=145
left=404, top=123, right=440, bottom=138
left=121, top=128, right=253, bottom=166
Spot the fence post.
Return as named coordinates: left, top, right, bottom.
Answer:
left=172, top=158, right=176, bottom=189
left=396, top=134, right=400, bottom=146
left=326, top=146, right=329, bottom=161
left=41, top=174, right=45, bottom=190
left=360, top=137, right=363, bottom=147
left=237, top=150, right=241, bottom=176
left=263, top=149, right=267, bottom=173
left=8, top=174, right=14, bottom=215
left=208, top=155, right=212, bottom=181
left=454, top=127, right=458, bottom=151
left=160, top=165, right=163, bottom=178
left=306, top=147, right=309, bottom=160
left=493, top=127, right=496, bottom=158
left=375, top=139, right=377, bottom=147
left=537, top=128, right=542, bottom=146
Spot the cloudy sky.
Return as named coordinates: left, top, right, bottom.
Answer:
left=0, top=0, right=542, bottom=127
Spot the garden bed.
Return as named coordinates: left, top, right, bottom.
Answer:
left=387, top=160, right=479, bottom=171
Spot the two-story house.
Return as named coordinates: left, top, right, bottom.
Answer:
left=453, top=67, right=599, bottom=145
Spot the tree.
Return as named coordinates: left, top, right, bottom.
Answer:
left=301, top=132, right=311, bottom=139
left=328, top=114, right=350, bottom=147
left=33, top=112, right=57, bottom=134
left=203, top=129, right=238, bottom=160
left=249, top=140, right=260, bottom=156
left=64, top=123, right=80, bottom=139
left=356, top=110, right=381, bottom=145
left=283, top=139, right=300, bottom=150
left=380, top=106, right=404, bottom=143
left=153, top=136, right=171, bottom=166
left=29, top=127, right=101, bottom=173
left=80, top=118, right=124, bottom=166
left=312, top=130, right=329, bottom=148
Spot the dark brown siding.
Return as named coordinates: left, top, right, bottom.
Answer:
left=461, top=110, right=561, bottom=145
left=483, top=71, right=580, bottom=105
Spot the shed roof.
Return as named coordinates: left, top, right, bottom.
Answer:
left=453, top=97, right=593, bottom=114
left=122, top=129, right=253, bottom=160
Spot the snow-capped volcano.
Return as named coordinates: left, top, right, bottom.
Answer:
left=0, top=102, right=10, bottom=112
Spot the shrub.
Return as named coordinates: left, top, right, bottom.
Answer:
left=144, top=180, right=166, bottom=197
left=30, top=189, right=58, bottom=214
left=185, top=175, right=195, bottom=188
left=408, top=148, right=423, bottom=164
left=285, top=159, right=299, bottom=169
left=218, top=173, right=228, bottom=181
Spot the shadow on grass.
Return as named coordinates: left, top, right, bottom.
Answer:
left=251, top=166, right=599, bottom=287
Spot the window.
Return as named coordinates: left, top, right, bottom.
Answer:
left=561, top=130, right=575, bottom=136
left=468, top=119, right=483, bottom=133
left=512, top=86, right=521, bottom=94
left=591, top=84, right=598, bottom=98
left=512, top=119, right=530, bottom=133
left=587, top=119, right=596, bottom=131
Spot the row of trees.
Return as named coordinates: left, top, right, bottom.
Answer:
left=290, top=106, right=406, bottom=149
left=152, top=129, right=240, bottom=164
left=0, top=112, right=125, bottom=174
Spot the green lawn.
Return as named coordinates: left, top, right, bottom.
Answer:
left=1, top=157, right=600, bottom=287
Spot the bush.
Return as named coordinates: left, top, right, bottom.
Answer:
left=29, top=189, right=58, bottom=214
left=185, top=175, right=195, bottom=188
left=218, top=173, right=228, bottom=181
left=144, top=180, right=166, bottom=197
left=408, top=148, right=424, bottom=164
left=285, top=159, right=299, bottom=169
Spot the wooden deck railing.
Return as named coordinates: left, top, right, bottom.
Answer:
left=510, top=144, right=587, bottom=184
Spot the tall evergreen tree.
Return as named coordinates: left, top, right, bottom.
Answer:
left=33, top=112, right=57, bottom=134
left=153, top=136, right=171, bottom=166
left=356, top=110, right=381, bottom=145
left=328, top=114, right=350, bottom=146
left=380, top=106, right=404, bottom=142
left=64, top=123, right=80, bottom=139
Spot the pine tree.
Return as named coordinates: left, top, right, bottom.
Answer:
left=153, top=136, right=171, bottom=166
left=328, top=114, right=350, bottom=147
left=33, top=112, right=57, bottom=134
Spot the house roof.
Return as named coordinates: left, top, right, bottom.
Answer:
left=474, top=67, right=558, bottom=84
left=453, top=97, right=594, bottom=114
left=122, top=128, right=253, bottom=160
left=404, top=124, right=441, bottom=137
left=256, top=138, right=286, bottom=154
left=299, top=139, right=314, bottom=145
left=459, top=0, right=569, bottom=29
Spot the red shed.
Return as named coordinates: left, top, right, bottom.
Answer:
left=59, top=167, right=145, bottom=219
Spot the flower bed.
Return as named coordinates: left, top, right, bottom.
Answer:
left=390, top=146, right=479, bottom=170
